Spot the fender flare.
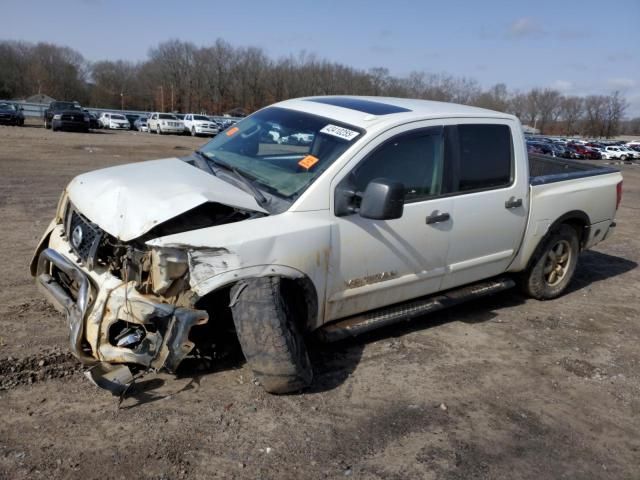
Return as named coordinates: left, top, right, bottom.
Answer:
left=525, top=210, right=591, bottom=272
left=191, top=264, right=321, bottom=331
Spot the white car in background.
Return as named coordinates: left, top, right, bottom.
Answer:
left=148, top=113, right=184, bottom=135
left=604, top=146, right=636, bottom=160
left=593, top=147, right=614, bottom=160
left=619, top=146, right=639, bottom=159
left=284, top=132, right=314, bottom=145
left=183, top=114, right=220, bottom=137
left=99, top=113, right=131, bottom=130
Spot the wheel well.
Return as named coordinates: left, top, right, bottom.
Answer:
left=192, top=275, right=319, bottom=347
left=550, top=211, right=590, bottom=249
left=525, top=211, right=590, bottom=272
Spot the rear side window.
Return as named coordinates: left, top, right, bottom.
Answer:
left=456, top=124, right=512, bottom=192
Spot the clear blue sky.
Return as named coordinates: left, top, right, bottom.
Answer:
left=4, top=0, right=639, bottom=115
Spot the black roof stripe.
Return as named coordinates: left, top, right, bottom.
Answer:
left=306, top=97, right=411, bottom=115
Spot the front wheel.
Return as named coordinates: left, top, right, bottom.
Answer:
left=191, top=127, right=197, bottom=137
left=620, top=155, right=627, bottom=161
left=520, top=224, right=580, bottom=300
left=230, top=277, right=313, bottom=394
left=157, top=125, right=162, bottom=135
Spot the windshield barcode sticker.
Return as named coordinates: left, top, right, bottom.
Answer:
left=320, top=124, right=359, bottom=141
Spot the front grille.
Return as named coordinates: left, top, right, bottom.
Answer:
left=65, top=207, right=104, bottom=268
left=62, top=114, right=83, bottom=121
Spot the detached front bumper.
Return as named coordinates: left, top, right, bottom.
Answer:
left=34, top=231, right=209, bottom=392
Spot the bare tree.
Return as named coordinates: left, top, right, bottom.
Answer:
left=583, top=95, right=608, bottom=137
left=559, top=96, right=584, bottom=136
left=604, top=91, right=628, bottom=138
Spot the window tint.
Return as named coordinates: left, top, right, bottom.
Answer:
left=456, top=124, right=512, bottom=191
left=352, top=130, right=444, bottom=202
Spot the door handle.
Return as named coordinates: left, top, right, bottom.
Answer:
left=426, top=212, right=451, bottom=225
left=505, top=197, right=523, bottom=209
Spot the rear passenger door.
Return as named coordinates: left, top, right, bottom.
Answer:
left=440, top=121, right=529, bottom=290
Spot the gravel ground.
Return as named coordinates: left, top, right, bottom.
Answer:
left=0, top=122, right=638, bottom=480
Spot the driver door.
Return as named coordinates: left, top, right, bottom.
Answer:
left=325, top=124, right=453, bottom=322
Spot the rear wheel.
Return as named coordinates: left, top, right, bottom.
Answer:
left=520, top=224, right=580, bottom=300
left=230, top=277, right=313, bottom=394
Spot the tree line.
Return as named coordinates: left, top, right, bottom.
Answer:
left=0, top=39, right=636, bottom=137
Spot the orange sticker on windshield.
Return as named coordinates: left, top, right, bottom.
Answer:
left=226, top=126, right=239, bottom=136
left=298, top=155, right=319, bottom=170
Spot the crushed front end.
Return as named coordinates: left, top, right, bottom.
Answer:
left=32, top=200, right=217, bottom=394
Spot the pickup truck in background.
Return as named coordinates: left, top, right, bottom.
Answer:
left=30, top=96, right=623, bottom=395
left=43, top=101, right=90, bottom=132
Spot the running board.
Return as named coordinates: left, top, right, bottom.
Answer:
left=318, top=277, right=515, bottom=342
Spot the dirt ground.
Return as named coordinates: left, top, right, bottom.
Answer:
left=0, top=121, right=638, bottom=480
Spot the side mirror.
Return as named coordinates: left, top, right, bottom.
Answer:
left=359, top=178, right=405, bottom=220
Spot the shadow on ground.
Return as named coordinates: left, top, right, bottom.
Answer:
left=121, top=250, right=636, bottom=404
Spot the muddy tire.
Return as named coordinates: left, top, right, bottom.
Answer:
left=230, top=277, right=312, bottom=394
left=520, top=224, right=580, bottom=300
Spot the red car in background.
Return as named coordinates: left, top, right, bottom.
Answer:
left=568, top=143, right=601, bottom=159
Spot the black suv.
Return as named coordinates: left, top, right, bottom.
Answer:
left=0, top=102, right=25, bottom=126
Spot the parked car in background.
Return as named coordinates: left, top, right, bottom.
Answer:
left=282, top=132, right=315, bottom=145
left=218, top=118, right=237, bottom=131
left=527, top=141, right=553, bottom=156
left=550, top=144, right=571, bottom=158
left=604, top=146, right=627, bottom=159
left=98, top=113, right=131, bottom=130
left=584, top=147, right=602, bottom=160
left=83, top=110, right=101, bottom=130
left=133, top=117, right=148, bottom=132
left=593, top=147, right=615, bottom=160
left=125, top=114, right=140, bottom=130
left=44, top=101, right=89, bottom=132
left=183, top=114, right=220, bottom=136
left=0, top=101, right=25, bottom=126
left=565, top=144, right=585, bottom=159
left=569, top=143, right=601, bottom=159
left=148, top=112, right=183, bottom=135
left=619, top=146, right=640, bottom=159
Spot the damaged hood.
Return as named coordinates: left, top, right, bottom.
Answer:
left=67, top=158, right=268, bottom=241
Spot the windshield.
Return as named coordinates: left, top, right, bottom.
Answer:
left=112, top=114, right=126, bottom=120
left=159, top=113, right=177, bottom=120
left=198, top=107, right=363, bottom=200
left=194, top=115, right=209, bottom=121
left=0, top=103, right=16, bottom=111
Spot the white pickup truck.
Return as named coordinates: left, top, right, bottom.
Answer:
left=31, top=96, right=623, bottom=394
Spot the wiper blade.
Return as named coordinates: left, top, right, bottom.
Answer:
left=193, top=150, right=215, bottom=175
left=200, top=152, right=269, bottom=208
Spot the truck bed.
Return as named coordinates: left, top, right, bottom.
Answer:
left=529, top=154, right=618, bottom=185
